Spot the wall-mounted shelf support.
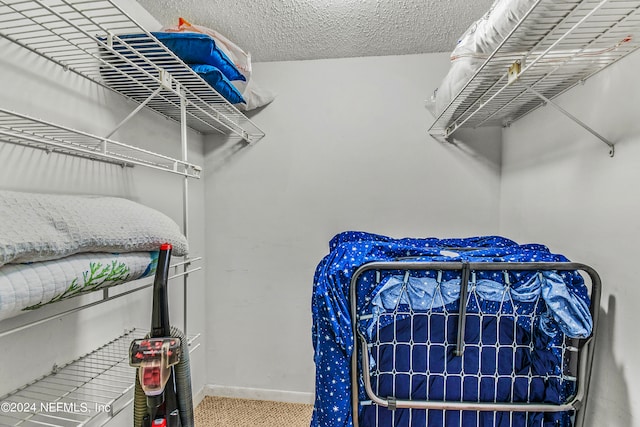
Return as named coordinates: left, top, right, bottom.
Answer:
left=0, top=3, right=210, bottom=420
left=105, top=85, right=164, bottom=140
left=521, top=84, right=615, bottom=157
left=180, top=90, right=190, bottom=337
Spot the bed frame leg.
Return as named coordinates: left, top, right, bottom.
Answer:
left=455, top=262, right=471, bottom=356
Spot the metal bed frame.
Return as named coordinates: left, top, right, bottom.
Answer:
left=350, top=261, right=601, bottom=427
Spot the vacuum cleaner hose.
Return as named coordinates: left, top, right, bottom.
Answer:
left=133, top=326, right=194, bottom=427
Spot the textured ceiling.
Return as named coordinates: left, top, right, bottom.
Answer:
left=135, top=0, right=495, bottom=62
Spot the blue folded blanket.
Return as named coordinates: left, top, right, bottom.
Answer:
left=150, top=32, right=245, bottom=82
left=190, top=64, right=245, bottom=104
left=99, top=32, right=247, bottom=104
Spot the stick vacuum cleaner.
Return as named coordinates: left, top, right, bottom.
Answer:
left=130, top=244, right=194, bottom=427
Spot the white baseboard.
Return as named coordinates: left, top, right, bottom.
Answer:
left=204, top=385, right=314, bottom=404
left=193, top=385, right=207, bottom=407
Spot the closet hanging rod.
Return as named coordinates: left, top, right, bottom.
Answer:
left=0, top=107, right=202, bottom=178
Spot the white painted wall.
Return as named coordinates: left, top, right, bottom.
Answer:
left=0, top=3, right=207, bottom=424
left=203, top=52, right=503, bottom=397
left=10, top=3, right=634, bottom=424
left=500, top=50, right=640, bottom=426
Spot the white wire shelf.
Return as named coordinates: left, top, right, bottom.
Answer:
left=0, top=329, right=201, bottom=427
left=0, top=107, right=202, bottom=178
left=429, top=0, right=640, bottom=142
left=0, top=0, right=265, bottom=143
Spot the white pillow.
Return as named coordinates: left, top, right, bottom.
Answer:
left=233, top=77, right=276, bottom=111
left=0, top=190, right=188, bottom=267
left=451, top=0, right=537, bottom=59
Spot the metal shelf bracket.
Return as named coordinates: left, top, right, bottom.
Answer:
left=522, top=84, right=615, bottom=157
left=105, top=85, right=164, bottom=139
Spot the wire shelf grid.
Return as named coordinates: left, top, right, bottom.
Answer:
left=0, top=0, right=264, bottom=143
left=429, top=0, right=640, bottom=138
left=0, top=329, right=200, bottom=427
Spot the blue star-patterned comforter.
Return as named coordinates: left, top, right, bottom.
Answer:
left=311, top=232, right=592, bottom=427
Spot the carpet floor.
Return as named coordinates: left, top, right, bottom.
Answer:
left=194, top=396, right=313, bottom=427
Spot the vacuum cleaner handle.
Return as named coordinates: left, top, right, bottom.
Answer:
left=151, top=243, right=172, bottom=338
left=132, top=243, right=192, bottom=427
left=148, top=244, right=181, bottom=426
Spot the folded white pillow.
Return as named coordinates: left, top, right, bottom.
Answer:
left=432, top=0, right=538, bottom=116
left=0, top=190, right=188, bottom=267
left=451, top=0, right=537, bottom=59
